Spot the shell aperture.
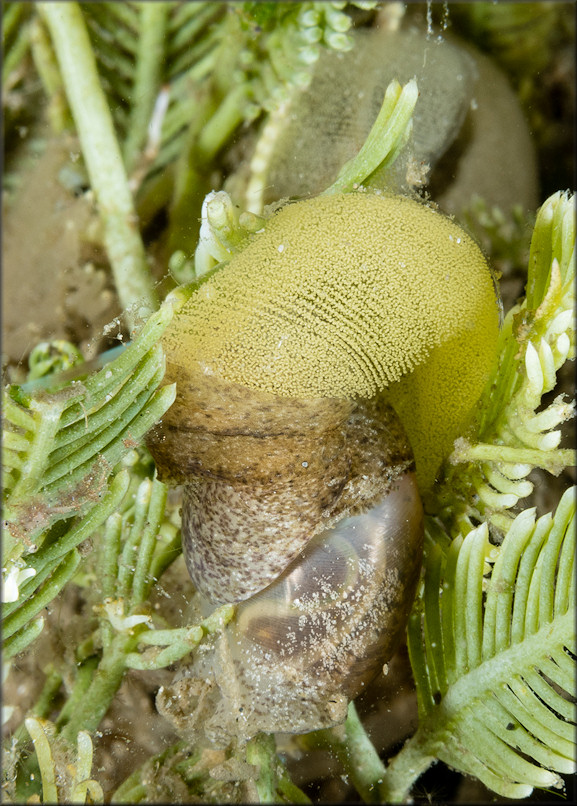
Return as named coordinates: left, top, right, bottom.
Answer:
left=208, top=468, right=423, bottom=738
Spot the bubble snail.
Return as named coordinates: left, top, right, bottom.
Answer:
left=148, top=191, right=500, bottom=742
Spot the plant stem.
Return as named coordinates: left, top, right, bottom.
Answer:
left=147, top=529, right=183, bottom=593
left=307, top=703, right=389, bottom=803
left=197, top=84, right=250, bottom=162
left=2, top=551, right=81, bottom=641
left=300, top=703, right=434, bottom=803
left=21, top=470, right=130, bottom=583
left=453, top=441, right=575, bottom=473
left=59, top=632, right=135, bottom=744
left=9, top=667, right=63, bottom=748
left=276, top=768, right=312, bottom=804
left=29, top=17, right=70, bottom=133
left=130, top=480, right=167, bottom=605
left=245, top=733, right=278, bottom=803
left=378, top=730, right=437, bottom=803
left=3, top=2, right=29, bottom=46
left=100, top=513, right=123, bottom=605
left=323, top=79, right=418, bottom=195
left=123, top=2, right=170, bottom=173
left=3, top=617, right=45, bottom=660
left=166, top=86, right=216, bottom=257
left=24, top=718, right=58, bottom=803
left=55, top=656, right=100, bottom=730
left=2, top=13, right=32, bottom=88
left=341, top=702, right=388, bottom=803
left=111, top=740, right=189, bottom=803
left=39, top=1, right=158, bottom=327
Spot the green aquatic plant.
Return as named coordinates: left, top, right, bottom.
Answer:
left=2, top=2, right=575, bottom=803
left=440, top=190, right=575, bottom=534
left=23, top=718, right=104, bottom=804
left=2, top=298, right=181, bottom=659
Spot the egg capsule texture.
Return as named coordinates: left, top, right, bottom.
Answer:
left=153, top=192, right=500, bottom=493
left=254, top=27, right=538, bottom=218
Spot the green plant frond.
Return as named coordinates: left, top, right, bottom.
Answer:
left=24, top=717, right=104, bottom=805
left=40, top=2, right=368, bottom=189
left=31, top=1, right=225, bottom=199
left=2, top=470, right=130, bottom=657
left=88, top=471, right=231, bottom=671
left=3, top=467, right=216, bottom=782
left=80, top=1, right=226, bottom=174
left=406, top=487, right=576, bottom=799
left=482, top=190, right=574, bottom=440
left=441, top=191, right=575, bottom=533
left=2, top=293, right=185, bottom=554
left=235, top=1, right=370, bottom=110
left=95, top=476, right=176, bottom=645
left=2, top=2, right=34, bottom=93
left=322, top=78, right=418, bottom=195
left=30, top=2, right=374, bottom=262
left=1, top=291, right=187, bottom=651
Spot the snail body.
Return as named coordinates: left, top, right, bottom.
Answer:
left=149, top=192, right=499, bottom=738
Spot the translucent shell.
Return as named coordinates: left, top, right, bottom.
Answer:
left=158, top=466, right=422, bottom=742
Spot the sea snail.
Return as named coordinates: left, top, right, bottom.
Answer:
left=149, top=192, right=500, bottom=740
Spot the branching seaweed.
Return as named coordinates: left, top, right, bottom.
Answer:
left=400, top=491, right=576, bottom=800
left=439, top=190, right=575, bottom=535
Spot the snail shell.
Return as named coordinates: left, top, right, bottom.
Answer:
left=149, top=192, right=499, bottom=737
left=189, top=450, right=422, bottom=740
left=157, top=395, right=423, bottom=739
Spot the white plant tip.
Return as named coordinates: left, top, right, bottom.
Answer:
left=102, top=598, right=152, bottom=632
left=2, top=562, right=37, bottom=603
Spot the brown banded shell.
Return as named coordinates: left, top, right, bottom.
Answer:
left=176, top=389, right=417, bottom=605
left=157, top=404, right=423, bottom=741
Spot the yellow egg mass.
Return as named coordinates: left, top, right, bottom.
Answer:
left=165, top=193, right=500, bottom=490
